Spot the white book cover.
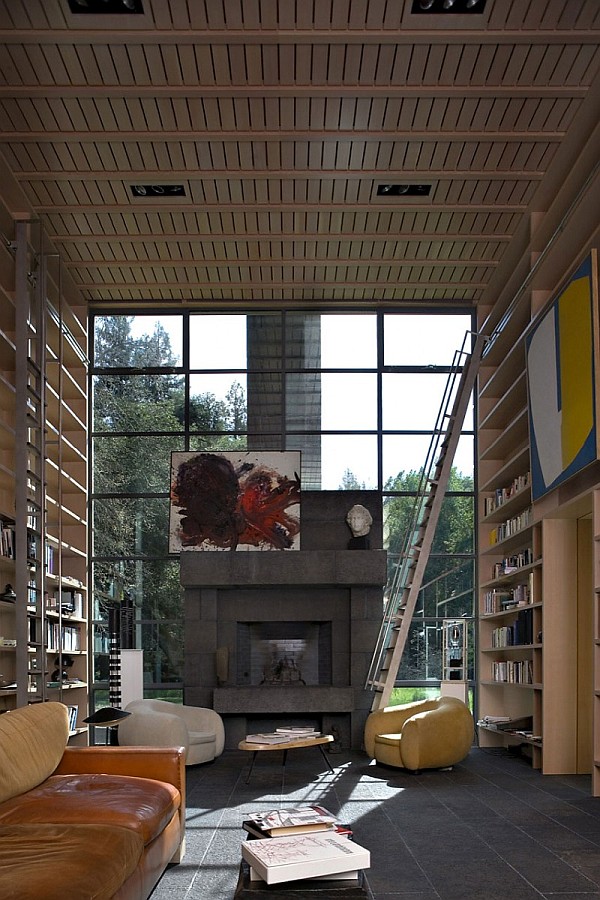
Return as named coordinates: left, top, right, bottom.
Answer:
left=241, top=833, right=369, bottom=884
left=249, top=866, right=360, bottom=882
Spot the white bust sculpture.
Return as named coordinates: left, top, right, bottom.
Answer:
left=346, top=504, right=373, bottom=537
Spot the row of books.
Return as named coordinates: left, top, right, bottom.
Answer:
left=491, top=659, right=534, bottom=684
left=492, top=549, right=534, bottom=580
left=46, top=622, right=82, bottom=652
left=240, top=805, right=369, bottom=885
left=482, top=578, right=533, bottom=614
left=0, top=520, right=15, bottom=559
left=488, top=506, right=532, bottom=546
left=490, top=608, right=534, bottom=647
left=483, top=472, right=530, bottom=516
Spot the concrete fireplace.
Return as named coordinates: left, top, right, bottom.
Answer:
left=181, top=491, right=387, bottom=749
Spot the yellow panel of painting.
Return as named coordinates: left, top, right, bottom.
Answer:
left=558, top=276, right=593, bottom=470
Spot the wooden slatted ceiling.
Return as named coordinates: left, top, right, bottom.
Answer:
left=0, top=0, right=597, bottom=305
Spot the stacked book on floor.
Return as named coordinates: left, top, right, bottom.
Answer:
left=240, top=805, right=370, bottom=888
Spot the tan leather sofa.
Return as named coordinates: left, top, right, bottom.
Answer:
left=0, top=701, right=186, bottom=900
left=118, top=698, right=225, bottom=765
left=364, top=696, right=474, bottom=772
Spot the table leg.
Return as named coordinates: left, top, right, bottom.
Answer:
left=318, top=743, right=334, bottom=773
left=282, top=749, right=288, bottom=767
left=245, top=751, right=258, bottom=784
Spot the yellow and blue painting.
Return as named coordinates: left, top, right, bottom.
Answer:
left=526, top=254, right=598, bottom=501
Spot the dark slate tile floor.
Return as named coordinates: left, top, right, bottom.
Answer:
left=149, top=745, right=600, bottom=900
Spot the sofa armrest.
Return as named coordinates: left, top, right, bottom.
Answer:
left=401, top=703, right=474, bottom=771
left=364, top=699, right=440, bottom=758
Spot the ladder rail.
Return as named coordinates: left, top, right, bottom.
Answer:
left=365, top=334, right=472, bottom=690
left=365, top=330, right=487, bottom=708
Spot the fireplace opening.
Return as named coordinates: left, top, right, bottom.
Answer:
left=236, top=621, right=332, bottom=686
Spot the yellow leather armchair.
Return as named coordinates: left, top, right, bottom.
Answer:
left=364, top=696, right=474, bottom=772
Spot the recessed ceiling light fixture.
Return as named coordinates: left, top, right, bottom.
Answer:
left=411, top=0, right=485, bottom=12
left=376, top=184, right=431, bottom=197
left=67, top=0, right=144, bottom=13
left=130, top=184, right=186, bottom=198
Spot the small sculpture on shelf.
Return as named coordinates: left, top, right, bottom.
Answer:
left=51, top=654, right=75, bottom=682
left=0, top=584, right=16, bottom=603
left=346, top=504, right=373, bottom=549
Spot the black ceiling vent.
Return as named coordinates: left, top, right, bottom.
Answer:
left=411, top=0, right=486, bottom=12
left=68, top=0, right=144, bottom=13
left=376, top=184, right=431, bottom=197
left=130, top=185, right=186, bottom=198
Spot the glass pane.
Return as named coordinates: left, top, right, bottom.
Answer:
left=247, top=314, right=283, bottom=372
left=140, top=619, right=184, bottom=685
left=383, top=434, right=433, bottom=485
left=94, top=314, right=183, bottom=367
left=93, top=559, right=182, bottom=622
left=383, top=494, right=419, bottom=556
left=384, top=313, right=472, bottom=366
left=93, top=434, right=184, bottom=493
left=396, top=620, right=442, bottom=681
left=189, top=375, right=247, bottom=432
left=321, top=434, right=377, bottom=490
left=285, top=434, right=321, bottom=491
left=93, top=374, right=185, bottom=432
left=322, top=373, right=377, bottom=430
left=247, top=372, right=282, bottom=435
left=421, top=557, right=475, bottom=617
left=453, top=434, right=474, bottom=479
left=382, top=373, right=448, bottom=430
left=92, top=497, right=170, bottom=557
left=321, top=315, right=377, bottom=368
left=285, top=373, right=322, bottom=431
left=189, top=314, right=247, bottom=369
left=285, top=313, right=322, bottom=369
left=431, top=495, right=474, bottom=554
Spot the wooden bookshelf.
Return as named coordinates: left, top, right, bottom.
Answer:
left=0, top=210, right=89, bottom=739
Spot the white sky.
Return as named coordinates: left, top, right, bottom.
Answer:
left=128, top=313, right=474, bottom=486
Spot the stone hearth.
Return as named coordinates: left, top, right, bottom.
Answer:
left=181, top=491, right=386, bottom=749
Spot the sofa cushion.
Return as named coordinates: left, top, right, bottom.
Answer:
left=0, top=774, right=180, bottom=846
left=0, top=823, right=143, bottom=900
left=0, top=703, right=69, bottom=804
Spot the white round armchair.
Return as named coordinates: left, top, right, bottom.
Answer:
left=117, top=699, right=225, bottom=766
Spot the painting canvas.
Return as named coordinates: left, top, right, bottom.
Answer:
left=169, top=450, right=301, bottom=552
left=526, top=253, right=599, bottom=501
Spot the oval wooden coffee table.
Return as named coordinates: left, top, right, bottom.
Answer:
left=238, top=734, right=334, bottom=783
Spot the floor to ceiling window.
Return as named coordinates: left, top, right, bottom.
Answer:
left=90, top=309, right=476, bottom=711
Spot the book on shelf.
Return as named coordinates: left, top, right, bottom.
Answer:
left=240, top=832, right=370, bottom=885
left=246, top=805, right=339, bottom=837
left=67, top=704, right=78, bottom=731
left=244, top=732, right=294, bottom=745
